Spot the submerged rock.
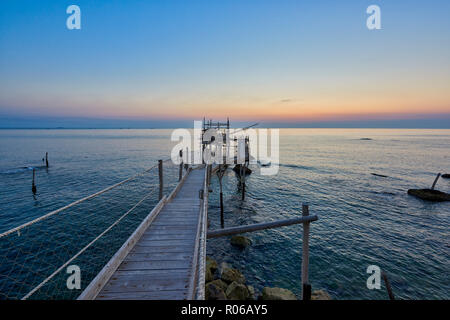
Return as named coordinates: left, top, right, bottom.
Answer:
left=247, top=285, right=256, bottom=300
left=230, top=235, right=252, bottom=248
left=407, top=189, right=450, bottom=202
left=205, top=281, right=227, bottom=300
left=226, top=281, right=250, bottom=300
left=311, top=289, right=332, bottom=300
left=221, top=267, right=246, bottom=284
left=206, top=256, right=218, bottom=273
left=261, top=287, right=297, bottom=300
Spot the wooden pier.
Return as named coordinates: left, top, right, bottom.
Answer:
left=77, top=118, right=318, bottom=300
left=79, top=166, right=208, bottom=300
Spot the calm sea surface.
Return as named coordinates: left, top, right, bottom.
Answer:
left=0, top=129, right=449, bottom=299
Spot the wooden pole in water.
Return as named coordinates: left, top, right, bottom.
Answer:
left=218, top=165, right=224, bottom=228
left=241, top=165, right=246, bottom=201
left=32, top=168, right=37, bottom=194
left=381, top=271, right=395, bottom=300
left=158, top=160, right=163, bottom=200
left=301, top=204, right=311, bottom=300
left=45, top=152, right=48, bottom=168
left=431, top=173, right=441, bottom=190
left=179, top=150, right=183, bottom=181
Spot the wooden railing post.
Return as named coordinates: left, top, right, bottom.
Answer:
left=301, top=203, right=311, bottom=300
left=158, top=160, right=163, bottom=200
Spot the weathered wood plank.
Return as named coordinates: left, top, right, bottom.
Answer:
left=96, top=290, right=187, bottom=300
left=101, top=278, right=189, bottom=293
left=124, top=252, right=191, bottom=261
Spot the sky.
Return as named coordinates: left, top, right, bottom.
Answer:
left=0, top=0, right=449, bottom=128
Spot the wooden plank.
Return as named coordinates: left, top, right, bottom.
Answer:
left=118, top=260, right=191, bottom=271
left=112, top=269, right=190, bottom=278
left=139, top=234, right=195, bottom=241
left=101, top=277, right=189, bottom=293
left=131, top=244, right=194, bottom=253
left=96, top=290, right=186, bottom=300
left=124, top=252, right=191, bottom=261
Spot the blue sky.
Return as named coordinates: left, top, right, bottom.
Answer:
left=0, top=0, right=449, bottom=128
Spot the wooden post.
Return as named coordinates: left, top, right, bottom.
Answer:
left=431, top=173, right=441, bottom=190
left=381, top=271, right=395, bottom=300
left=301, top=203, right=311, bottom=300
left=179, top=150, right=183, bottom=181
left=158, top=160, right=163, bottom=200
left=241, top=165, right=246, bottom=201
left=45, top=152, right=48, bottom=168
left=218, top=165, right=225, bottom=228
left=32, top=168, right=37, bottom=194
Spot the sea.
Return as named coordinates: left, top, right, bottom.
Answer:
left=0, top=128, right=449, bottom=299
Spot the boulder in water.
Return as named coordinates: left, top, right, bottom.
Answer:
left=221, top=267, right=246, bottom=284
left=230, top=235, right=252, bottom=248
left=206, top=267, right=214, bottom=282
left=407, top=189, right=450, bottom=202
left=206, top=256, right=218, bottom=273
left=261, top=287, right=297, bottom=300
left=205, top=281, right=227, bottom=300
left=226, top=281, right=250, bottom=300
left=311, top=289, right=332, bottom=300
left=207, top=279, right=228, bottom=291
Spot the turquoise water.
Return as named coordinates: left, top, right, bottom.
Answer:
left=0, top=129, right=449, bottom=299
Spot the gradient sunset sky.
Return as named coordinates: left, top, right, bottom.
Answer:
left=0, top=0, right=449, bottom=128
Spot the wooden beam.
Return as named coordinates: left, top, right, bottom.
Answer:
left=207, top=215, right=318, bottom=238
left=301, top=204, right=311, bottom=301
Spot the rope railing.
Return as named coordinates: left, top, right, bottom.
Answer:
left=22, top=188, right=157, bottom=300
left=0, top=161, right=167, bottom=239
left=0, top=157, right=181, bottom=300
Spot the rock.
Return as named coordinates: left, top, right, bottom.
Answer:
left=217, top=262, right=231, bottom=278
left=407, top=189, right=450, bottom=202
left=371, top=173, right=388, bottom=178
left=311, top=289, right=332, bottom=300
left=208, top=279, right=228, bottom=291
left=230, top=235, right=252, bottom=248
left=442, top=174, right=450, bottom=179
left=247, top=285, right=255, bottom=300
left=205, top=281, right=227, bottom=300
left=261, top=287, right=297, bottom=300
left=221, top=267, right=246, bottom=284
left=206, top=267, right=214, bottom=282
left=206, top=256, right=218, bottom=273
left=226, top=281, right=249, bottom=300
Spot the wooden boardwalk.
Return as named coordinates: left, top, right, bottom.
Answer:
left=79, top=167, right=206, bottom=300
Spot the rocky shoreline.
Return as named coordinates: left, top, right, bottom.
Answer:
left=205, top=256, right=332, bottom=300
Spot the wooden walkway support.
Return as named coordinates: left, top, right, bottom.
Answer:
left=79, top=167, right=207, bottom=300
